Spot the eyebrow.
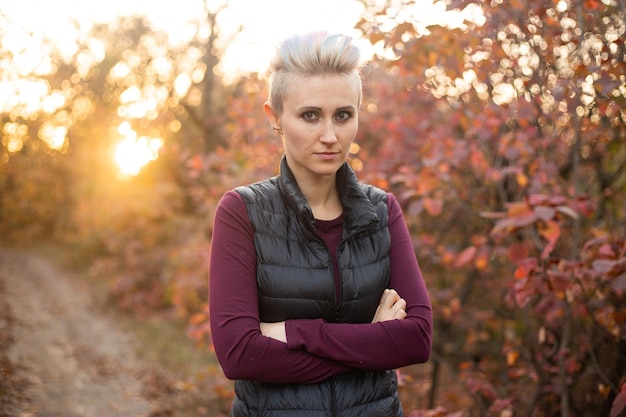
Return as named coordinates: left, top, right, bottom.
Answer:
left=296, top=105, right=356, bottom=113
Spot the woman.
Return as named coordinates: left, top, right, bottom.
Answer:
left=209, top=31, right=432, bottom=416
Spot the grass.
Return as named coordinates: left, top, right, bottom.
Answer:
left=27, top=242, right=232, bottom=404
left=32, top=241, right=218, bottom=371
left=115, top=311, right=217, bottom=375
left=28, top=241, right=232, bottom=415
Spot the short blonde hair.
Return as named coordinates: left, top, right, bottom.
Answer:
left=267, top=32, right=363, bottom=115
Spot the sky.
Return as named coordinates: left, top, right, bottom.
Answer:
left=0, top=0, right=480, bottom=77
left=0, top=0, right=367, bottom=77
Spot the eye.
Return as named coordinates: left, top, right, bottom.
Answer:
left=301, top=111, right=319, bottom=122
left=334, top=110, right=353, bottom=122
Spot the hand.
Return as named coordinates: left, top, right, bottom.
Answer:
left=260, top=321, right=287, bottom=343
left=371, top=289, right=407, bottom=323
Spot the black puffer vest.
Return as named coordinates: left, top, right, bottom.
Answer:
left=232, top=158, right=403, bottom=417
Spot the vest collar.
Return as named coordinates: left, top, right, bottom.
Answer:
left=277, top=156, right=379, bottom=234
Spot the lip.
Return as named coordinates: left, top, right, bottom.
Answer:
left=315, top=152, right=339, bottom=160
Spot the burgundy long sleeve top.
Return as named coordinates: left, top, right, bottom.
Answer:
left=209, top=190, right=432, bottom=384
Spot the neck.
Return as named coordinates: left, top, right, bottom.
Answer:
left=297, top=175, right=342, bottom=221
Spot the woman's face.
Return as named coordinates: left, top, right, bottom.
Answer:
left=265, top=73, right=360, bottom=183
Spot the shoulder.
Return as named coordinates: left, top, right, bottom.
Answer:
left=384, top=192, right=400, bottom=210
left=383, top=192, right=408, bottom=229
left=212, top=190, right=256, bottom=238
left=361, top=186, right=404, bottom=223
left=217, top=189, right=245, bottom=210
left=234, top=177, right=280, bottom=203
left=385, top=192, right=402, bottom=217
left=215, top=190, right=248, bottom=221
left=360, top=183, right=388, bottom=205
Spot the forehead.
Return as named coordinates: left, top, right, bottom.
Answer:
left=282, top=73, right=361, bottom=108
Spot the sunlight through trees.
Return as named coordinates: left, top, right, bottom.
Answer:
left=0, top=0, right=624, bottom=415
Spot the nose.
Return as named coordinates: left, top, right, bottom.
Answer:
left=320, top=120, right=337, bottom=144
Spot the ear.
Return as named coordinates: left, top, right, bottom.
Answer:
left=264, top=102, right=280, bottom=129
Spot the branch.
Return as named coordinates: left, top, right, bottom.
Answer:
left=558, top=301, right=572, bottom=417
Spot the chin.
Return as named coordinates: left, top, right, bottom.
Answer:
left=315, top=166, right=343, bottom=177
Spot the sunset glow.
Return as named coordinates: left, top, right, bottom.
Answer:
left=0, top=0, right=474, bottom=175
left=114, top=122, right=163, bottom=176
left=115, top=135, right=164, bottom=177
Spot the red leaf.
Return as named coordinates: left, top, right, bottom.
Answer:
left=593, top=258, right=626, bottom=276
left=585, top=0, right=600, bottom=10
left=424, top=197, right=443, bottom=217
left=547, top=270, right=573, bottom=294
left=540, top=220, right=560, bottom=259
left=488, top=398, right=514, bottom=413
left=599, top=243, right=617, bottom=258
left=610, top=382, right=626, bottom=417
left=611, top=273, right=626, bottom=296
left=455, top=246, right=477, bottom=268
left=583, top=236, right=611, bottom=252
left=548, top=195, right=567, bottom=205
left=480, top=211, right=506, bottom=219
left=509, top=242, right=529, bottom=263
left=187, top=155, right=204, bottom=178
left=492, top=211, right=538, bottom=235
left=512, top=212, right=539, bottom=228
left=540, top=220, right=560, bottom=242
left=534, top=205, right=556, bottom=221
left=474, top=250, right=489, bottom=270
left=556, top=205, right=579, bottom=219
left=514, top=258, right=537, bottom=280
left=528, top=194, right=549, bottom=205
left=508, top=201, right=533, bottom=217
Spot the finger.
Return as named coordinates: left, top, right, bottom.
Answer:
left=378, top=289, right=390, bottom=304
left=387, top=288, right=400, bottom=300
left=385, top=294, right=405, bottom=312
left=391, top=298, right=407, bottom=318
left=395, top=308, right=407, bottom=319
left=380, top=289, right=400, bottom=308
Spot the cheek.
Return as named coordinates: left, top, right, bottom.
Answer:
left=282, top=132, right=304, bottom=152
left=341, top=122, right=359, bottom=140
left=283, top=124, right=313, bottom=143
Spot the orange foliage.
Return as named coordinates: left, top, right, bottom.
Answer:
left=1, top=1, right=624, bottom=416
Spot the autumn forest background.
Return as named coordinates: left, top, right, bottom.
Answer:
left=1, top=0, right=625, bottom=416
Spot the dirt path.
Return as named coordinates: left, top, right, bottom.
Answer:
left=0, top=248, right=156, bottom=417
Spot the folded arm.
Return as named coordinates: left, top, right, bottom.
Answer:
left=210, top=191, right=432, bottom=383
left=267, top=194, right=433, bottom=370
left=209, top=191, right=353, bottom=384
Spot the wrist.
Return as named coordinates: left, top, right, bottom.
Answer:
left=260, top=321, right=287, bottom=343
